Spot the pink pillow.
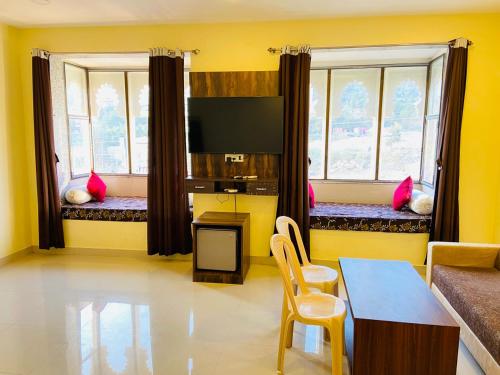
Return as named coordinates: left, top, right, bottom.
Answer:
left=87, top=171, right=107, bottom=202
left=308, top=182, right=315, bottom=208
left=393, top=176, right=413, bottom=210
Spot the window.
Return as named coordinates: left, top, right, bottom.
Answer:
left=127, top=72, right=149, bottom=174
left=379, top=66, right=427, bottom=180
left=422, top=56, right=445, bottom=185
left=309, top=56, right=445, bottom=184
left=64, top=64, right=149, bottom=176
left=328, top=68, right=380, bottom=180
left=89, top=72, right=129, bottom=174
left=309, top=70, right=328, bottom=179
left=65, top=64, right=91, bottom=176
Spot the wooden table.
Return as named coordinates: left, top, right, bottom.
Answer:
left=339, top=258, right=460, bottom=375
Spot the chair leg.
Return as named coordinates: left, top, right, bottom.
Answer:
left=278, top=315, right=293, bottom=374
left=324, top=326, right=331, bottom=342
left=323, top=282, right=336, bottom=342
left=329, top=321, right=344, bottom=375
left=286, top=284, right=298, bottom=348
left=281, top=290, right=289, bottom=337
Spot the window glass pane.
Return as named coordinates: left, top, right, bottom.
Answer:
left=328, top=68, right=380, bottom=180
left=69, top=117, right=91, bottom=176
left=379, top=66, right=427, bottom=181
left=89, top=72, right=128, bottom=173
left=427, top=56, right=444, bottom=116
left=422, top=56, right=444, bottom=185
left=308, top=70, right=328, bottom=179
left=65, top=64, right=88, bottom=116
left=422, top=118, right=438, bottom=184
left=127, top=72, right=149, bottom=174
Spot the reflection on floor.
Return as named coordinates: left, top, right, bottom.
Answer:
left=0, top=254, right=484, bottom=375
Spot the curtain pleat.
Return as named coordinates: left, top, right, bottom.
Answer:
left=32, top=54, right=65, bottom=249
left=277, top=48, right=311, bottom=259
left=430, top=40, right=469, bottom=242
left=147, top=54, right=192, bottom=255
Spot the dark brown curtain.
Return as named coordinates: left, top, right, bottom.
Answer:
left=32, top=51, right=65, bottom=249
left=147, top=50, right=191, bottom=255
left=277, top=46, right=311, bottom=259
left=430, top=39, right=469, bottom=242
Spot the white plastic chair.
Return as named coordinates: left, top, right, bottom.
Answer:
left=270, top=234, right=346, bottom=375
left=276, top=216, right=339, bottom=295
left=276, top=216, right=339, bottom=345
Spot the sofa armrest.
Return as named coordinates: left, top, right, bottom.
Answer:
left=426, top=242, right=500, bottom=286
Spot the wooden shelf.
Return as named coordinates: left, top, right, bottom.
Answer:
left=185, top=176, right=278, bottom=196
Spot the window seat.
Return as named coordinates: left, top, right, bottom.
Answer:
left=310, top=202, right=431, bottom=233
left=62, top=197, right=147, bottom=222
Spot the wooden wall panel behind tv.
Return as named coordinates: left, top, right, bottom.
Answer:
left=189, top=71, right=280, bottom=179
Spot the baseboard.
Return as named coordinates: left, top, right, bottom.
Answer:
left=250, top=256, right=276, bottom=265
left=32, top=246, right=193, bottom=261
left=32, top=249, right=280, bottom=266
left=0, top=246, right=33, bottom=267
left=26, top=249, right=427, bottom=275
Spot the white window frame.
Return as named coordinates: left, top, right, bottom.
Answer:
left=64, top=63, right=149, bottom=178
left=309, top=55, right=446, bottom=187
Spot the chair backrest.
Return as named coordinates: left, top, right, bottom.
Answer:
left=270, top=234, right=310, bottom=315
left=276, top=216, right=310, bottom=266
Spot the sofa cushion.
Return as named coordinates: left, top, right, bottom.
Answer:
left=432, top=265, right=500, bottom=363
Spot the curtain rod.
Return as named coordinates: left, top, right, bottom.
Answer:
left=267, top=41, right=472, bottom=54
left=42, top=49, right=200, bottom=56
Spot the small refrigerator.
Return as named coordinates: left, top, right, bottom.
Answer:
left=196, top=228, right=238, bottom=272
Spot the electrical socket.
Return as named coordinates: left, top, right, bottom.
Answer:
left=225, top=154, right=244, bottom=163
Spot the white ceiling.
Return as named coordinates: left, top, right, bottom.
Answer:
left=1, top=0, right=499, bottom=27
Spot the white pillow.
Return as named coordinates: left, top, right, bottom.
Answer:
left=65, top=186, right=92, bottom=205
left=408, top=189, right=433, bottom=215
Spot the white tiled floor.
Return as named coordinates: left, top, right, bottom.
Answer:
left=0, top=254, right=484, bottom=375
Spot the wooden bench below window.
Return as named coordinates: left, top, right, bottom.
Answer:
left=62, top=197, right=147, bottom=222
left=310, top=202, right=431, bottom=233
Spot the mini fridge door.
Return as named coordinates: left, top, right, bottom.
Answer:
left=196, top=228, right=238, bottom=271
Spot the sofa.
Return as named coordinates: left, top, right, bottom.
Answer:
left=426, top=242, right=500, bottom=374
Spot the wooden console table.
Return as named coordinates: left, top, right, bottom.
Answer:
left=339, top=258, right=460, bottom=375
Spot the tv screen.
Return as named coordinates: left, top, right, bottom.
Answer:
left=187, top=96, right=284, bottom=154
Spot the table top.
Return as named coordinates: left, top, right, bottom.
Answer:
left=339, top=258, right=458, bottom=327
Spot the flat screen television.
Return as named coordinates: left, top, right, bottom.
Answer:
left=187, top=96, right=284, bottom=154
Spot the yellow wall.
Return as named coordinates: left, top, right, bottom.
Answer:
left=6, top=13, right=500, bottom=260
left=63, top=221, right=147, bottom=251
left=0, top=23, right=31, bottom=259
left=311, top=230, right=429, bottom=265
